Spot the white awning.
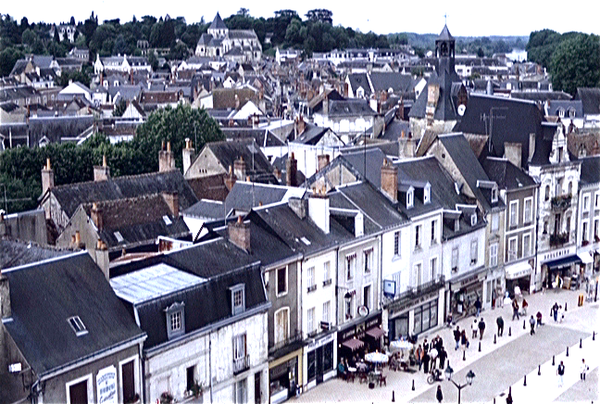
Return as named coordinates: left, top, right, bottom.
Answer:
left=505, top=261, right=532, bottom=280
left=578, top=251, right=593, bottom=264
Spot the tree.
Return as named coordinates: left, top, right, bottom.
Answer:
left=306, top=9, right=333, bottom=25
left=132, top=105, right=224, bottom=171
left=0, top=47, right=23, bottom=77
left=237, top=8, right=250, bottom=17
left=550, top=33, right=600, bottom=96
left=148, top=51, right=159, bottom=71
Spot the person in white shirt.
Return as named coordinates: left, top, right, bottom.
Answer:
left=580, top=358, right=589, bottom=381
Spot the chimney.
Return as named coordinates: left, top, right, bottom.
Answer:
left=93, top=155, right=110, bottom=181
left=225, top=166, right=237, bottom=190
left=274, top=167, right=282, bottom=182
left=0, top=269, right=11, bottom=319
left=159, top=141, right=175, bottom=172
left=286, top=153, right=298, bottom=187
left=288, top=197, right=307, bottom=219
left=228, top=215, right=250, bottom=251
left=41, top=158, right=54, bottom=195
left=235, top=94, right=240, bottom=110
left=317, top=154, right=330, bottom=172
left=0, top=211, right=6, bottom=238
left=381, top=159, right=398, bottom=202
left=295, top=115, right=306, bottom=137
left=74, top=230, right=85, bottom=249
left=90, top=202, right=103, bottom=231
left=162, top=191, right=179, bottom=217
left=504, top=142, right=522, bottom=168
left=93, top=239, right=110, bottom=280
left=234, top=156, right=246, bottom=180
left=308, top=188, right=330, bottom=234
left=182, top=138, right=194, bottom=176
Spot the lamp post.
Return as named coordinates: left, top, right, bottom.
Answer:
left=445, top=365, right=475, bottom=404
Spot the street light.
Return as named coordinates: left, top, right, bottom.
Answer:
left=445, top=365, right=475, bottom=404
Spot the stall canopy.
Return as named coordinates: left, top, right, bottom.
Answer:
left=505, top=261, right=532, bottom=280
left=578, top=251, right=593, bottom=264
left=341, top=338, right=365, bottom=351
left=365, top=327, right=385, bottom=339
left=546, top=255, right=581, bottom=270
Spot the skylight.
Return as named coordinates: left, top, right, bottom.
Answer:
left=68, top=316, right=88, bottom=336
left=300, top=237, right=311, bottom=245
left=163, top=215, right=172, bottom=225
left=114, top=231, right=124, bottom=242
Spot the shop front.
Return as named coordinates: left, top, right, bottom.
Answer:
left=268, top=349, right=302, bottom=404
left=302, top=331, right=336, bottom=392
left=505, top=260, right=533, bottom=296
left=337, top=311, right=383, bottom=363
left=449, top=269, right=486, bottom=318
left=544, top=254, right=582, bottom=289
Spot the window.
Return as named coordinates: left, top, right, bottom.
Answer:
left=568, top=181, right=573, bottom=196
left=471, top=213, right=477, bottom=226
left=491, top=187, right=498, bottom=203
left=451, top=247, right=458, bottom=272
left=67, top=376, right=91, bottom=404
left=346, top=253, right=357, bottom=280
left=523, top=233, right=531, bottom=257
left=345, top=294, right=354, bottom=320
left=407, top=189, right=414, bottom=208
left=583, top=194, right=590, bottom=212
left=67, top=316, right=88, bottom=337
left=323, top=261, right=331, bottom=285
left=307, top=307, right=315, bottom=334
left=470, top=239, right=478, bottom=264
left=233, top=333, right=247, bottom=361
left=322, top=301, right=330, bottom=323
left=582, top=221, right=589, bottom=243
left=170, top=311, right=182, bottom=331
left=594, top=219, right=599, bottom=240
left=186, top=365, right=196, bottom=392
left=555, top=178, right=563, bottom=197
left=230, top=284, right=246, bottom=315
left=430, top=257, right=437, bottom=280
left=363, top=248, right=373, bottom=273
left=431, top=220, right=437, bottom=242
left=413, top=263, right=422, bottom=286
left=307, top=266, right=316, bottom=292
left=393, top=231, right=400, bottom=256
left=545, top=185, right=550, bottom=201
left=595, top=192, right=599, bottom=209
left=277, top=267, right=287, bottom=296
left=524, top=197, right=533, bottom=223
left=509, top=200, right=518, bottom=227
left=490, top=243, right=498, bottom=267
left=363, top=285, right=372, bottom=310
left=491, top=213, right=499, bottom=232
left=415, top=225, right=422, bottom=249
left=275, top=308, right=289, bottom=344
left=165, top=302, right=185, bottom=339
left=235, top=379, right=247, bottom=404
left=424, top=184, right=431, bottom=204
left=508, top=237, right=517, bottom=262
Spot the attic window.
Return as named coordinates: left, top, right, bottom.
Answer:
left=407, top=189, right=414, bottom=209
left=230, top=284, right=246, bottom=316
left=471, top=213, right=477, bottom=226
left=114, top=231, right=124, bottom=242
left=491, top=187, right=498, bottom=203
left=68, top=316, right=88, bottom=337
left=165, top=302, right=185, bottom=340
left=424, top=184, right=431, bottom=204
left=163, top=215, right=172, bottom=225
left=300, top=237, right=311, bottom=245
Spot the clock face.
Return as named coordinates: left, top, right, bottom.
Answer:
left=457, top=104, right=466, bottom=116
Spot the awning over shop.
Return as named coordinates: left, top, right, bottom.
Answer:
left=341, top=338, right=364, bottom=351
left=578, top=251, right=593, bottom=264
left=546, top=255, right=581, bottom=270
left=505, top=261, right=532, bottom=280
left=365, top=327, right=385, bottom=339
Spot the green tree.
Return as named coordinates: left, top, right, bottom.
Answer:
left=0, top=47, right=23, bottom=77
left=133, top=105, right=224, bottom=171
left=550, top=33, right=600, bottom=96
left=526, top=29, right=561, bottom=67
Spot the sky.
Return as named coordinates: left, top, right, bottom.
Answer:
left=3, top=0, right=599, bottom=38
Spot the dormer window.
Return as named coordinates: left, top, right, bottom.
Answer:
left=230, top=284, right=246, bottom=315
left=454, top=218, right=460, bottom=232
left=407, top=189, right=414, bottom=209
left=68, top=316, right=88, bottom=337
left=424, top=183, right=431, bottom=204
left=491, top=187, right=498, bottom=203
left=165, top=302, right=185, bottom=340
left=558, top=107, right=565, bottom=118
left=471, top=213, right=477, bottom=226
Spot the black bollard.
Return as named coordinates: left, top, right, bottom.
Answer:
left=565, top=302, right=567, bottom=311
left=509, top=327, right=512, bottom=336
left=392, top=391, right=395, bottom=402
left=523, top=319, right=526, bottom=329
left=463, top=350, right=466, bottom=361
left=566, top=346, right=569, bottom=357
left=509, top=386, right=512, bottom=395
left=580, top=338, right=582, bottom=348
left=552, top=355, right=555, bottom=366
left=494, top=334, right=497, bottom=344
left=412, top=379, right=415, bottom=391
left=479, top=341, right=481, bottom=352
left=594, top=331, right=596, bottom=341
left=523, top=375, right=527, bottom=386
left=538, top=365, right=541, bottom=376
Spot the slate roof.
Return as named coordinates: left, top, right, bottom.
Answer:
left=0, top=239, right=71, bottom=269
left=204, top=139, right=275, bottom=182
left=186, top=174, right=229, bottom=202
left=224, top=181, right=305, bottom=212
left=579, top=156, right=600, bottom=185
left=327, top=99, right=376, bottom=117
left=47, top=170, right=198, bottom=219
left=0, top=115, right=94, bottom=147
left=347, top=73, right=371, bottom=95
left=482, top=157, right=538, bottom=191
left=293, top=124, right=335, bottom=145
left=369, top=72, right=414, bottom=94
left=183, top=199, right=228, bottom=219
left=575, top=88, right=600, bottom=115
left=4, top=252, right=145, bottom=376
left=339, top=148, right=388, bottom=188
left=222, top=127, right=285, bottom=147
left=209, top=13, right=228, bottom=30
left=545, top=100, right=583, bottom=118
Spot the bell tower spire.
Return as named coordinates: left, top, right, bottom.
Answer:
left=435, top=24, right=455, bottom=75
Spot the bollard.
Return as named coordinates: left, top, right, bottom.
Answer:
left=566, top=346, right=569, bottom=357
left=594, top=331, right=596, bottom=341
left=479, top=341, right=481, bottom=352
left=392, top=390, right=395, bottom=402
left=509, top=327, right=512, bottom=336
left=523, top=375, right=527, bottom=386
left=552, top=355, right=555, bottom=366
left=565, top=302, right=567, bottom=311
left=523, top=319, right=526, bottom=329
left=412, top=379, right=415, bottom=391
left=494, top=334, right=497, bottom=344
left=538, top=365, right=541, bottom=376
left=463, top=350, right=466, bottom=361
left=580, top=338, right=583, bottom=348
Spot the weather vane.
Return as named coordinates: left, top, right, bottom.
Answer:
left=444, top=13, right=448, bottom=25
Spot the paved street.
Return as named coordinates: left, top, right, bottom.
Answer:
left=291, top=287, right=599, bottom=403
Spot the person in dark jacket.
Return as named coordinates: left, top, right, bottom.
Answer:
left=436, top=385, right=443, bottom=403
left=437, top=346, right=447, bottom=369
left=478, top=318, right=486, bottom=339
left=496, top=316, right=504, bottom=337
left=423, top=351, right=430, bottom=373
left=453, top=326, right=461, bottom=350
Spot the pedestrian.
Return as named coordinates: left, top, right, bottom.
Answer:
left=522, top=298, right=529, bottom=315
left=492, top=288, right=497, bottom=309
left=475, top=296, right=482, bottom=317
left=529, top=315, right=535, bottom=335
left=454, top=326, right=461, bottom=350
left=496, top=316, right=504, bottom=337
left=460, top=329, right=470, bottom=350
left=557, top=360, right=565, bottom=387
left=438, top=346, right=447, bottom=369
left=512, top=298, right=520, bottom=320
left=471, top=319, right=478, bottom=339
left=552, top=302, right=559, bottom=322
left=478, top=318, right=486, bottom=339
left=416, top=344, right=423, bottom=370
left=580, top=359, right=589, bottom=381
left=536, top=311, right=543, bottom=326
left=423, top=350, right=430, bottom=374
left=436, top=385, right=443, bottom=403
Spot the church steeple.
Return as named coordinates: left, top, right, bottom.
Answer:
left=435, top=25, right=455, bottom=74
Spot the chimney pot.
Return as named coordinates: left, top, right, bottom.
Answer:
left=91, top=203, right=103, bottom=231
left=229, top=216, right=251, bottom=251
left=162, top=192, right=179, bottom=217
left=381, top=162, right=398, bottom=203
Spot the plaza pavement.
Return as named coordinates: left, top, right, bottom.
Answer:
left=290, top=287, right=599, bottom=403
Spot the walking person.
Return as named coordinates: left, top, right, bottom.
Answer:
left=438, top=346, right=447, bottom=369
left=460, top=330, right=470, bottom=350
left=416, top=344, right=423, bottom=371
left=475, top=296, right=482, bottom=317
left=512, top=298, right=520, bottom=320
left=536, top=311, right=543, bottom=326
left=580, top=359, right=589, bottom=381
left=557, top=361, right=565, bottom=387
left=496, top=316, right=504, bottom=337
left=529, top=315, right=536, bottom=335
left=552, top=302, right=559, bottom=322
left=454, top=326, right=461, bottom=350
left=436, top=385, right=443, bottom=403
left=478, top=318, right=486, bottom=340
left=471, top=319, right=478, bottom=339
left=423, top=350, right=430, bottom=374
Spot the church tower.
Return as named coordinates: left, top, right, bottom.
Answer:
left=435, top=25, right=455, bottom=75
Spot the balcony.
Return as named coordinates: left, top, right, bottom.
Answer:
left=550, top=232, right=569, bottom=247
left=551, top=195, right=571, bottom=211
left=269, top=330, right=303, bottom=354
left=233, top=355, right=250, bottom=375
left=384, top=275, right=445, bottom=311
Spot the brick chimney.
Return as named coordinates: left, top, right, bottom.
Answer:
left=317, top=154, right=330, bottom=172
left=381, top=159, right=398, bottom=203
left=162, top=191, right=179, bottom=217
left=159, top=141, right=175, bottom=172
left=91, top=202, right=103, bottom=231
left=286, top=152, right=298, bottom=187
left=295, top=115, right=306, bottom=137
left=0, top=268, right=10, bottom=319
left=228, top=215, right=250, bottom=251
left=182, top=138, right=195, bottom=176
left=225, top=166, right=237, bottom=190
left=308, top=187, right=330, bottom=234
left=74, top=230, right=85, bottom=249
left=93, top=239, right=110, bottom=280
left=234, top=156, right=246, bottom=180
left=93, top=155, right=110, bottom=181
left=41, top=158, right=54, bottom=195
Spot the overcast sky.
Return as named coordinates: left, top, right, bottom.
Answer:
left=3, top=0, right=598, bottom=38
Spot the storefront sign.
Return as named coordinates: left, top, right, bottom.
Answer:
left=96, top=366, right=117, bottom=404
left=306, top=333, right=335, bottom=352
left=338, top=313, right=382, bottom=342
left=542, top=246, right=574, bottom=262
left=357, top=305, right=369, bottom=317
